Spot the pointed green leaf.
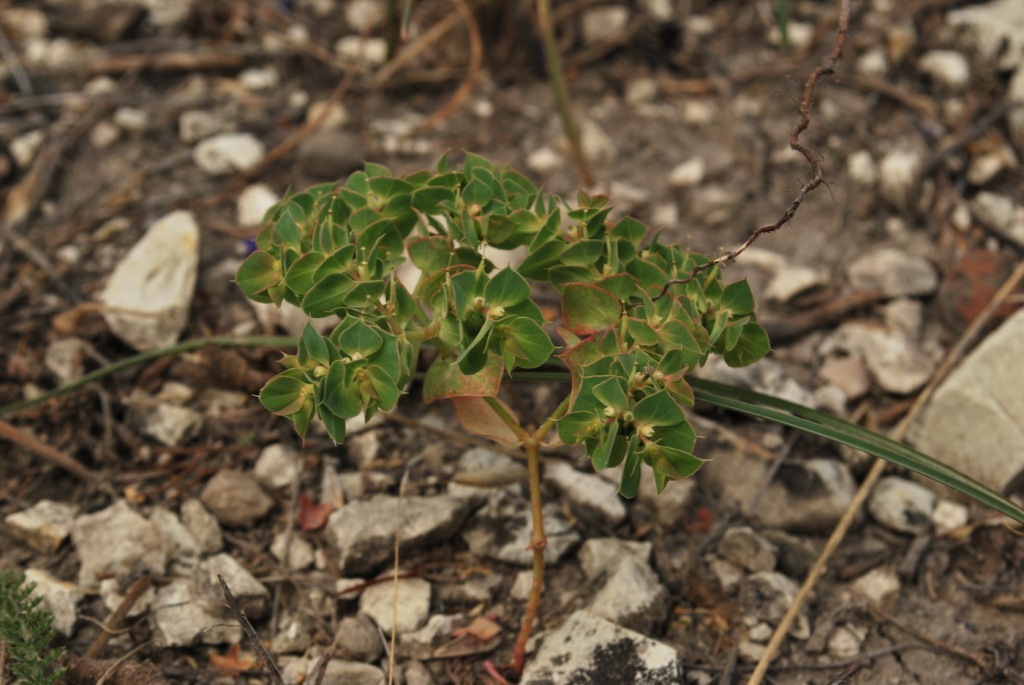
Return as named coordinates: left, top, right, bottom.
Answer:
left=259, top=370, right=310, bottom=415
left=302, top=273, right=355, bottom=317
left=285, top=252, right=328, bottom=295
left=723, top=323, right=771, bottom=367
left=502, top=318, right=554, bottom=368
left=298, top=323, right=330, bottom=367
left=321, top=361, right=363, bottom=419
left=632, top=390, right=687, bottom=427
left=562, top=283, right=622, bottom=335
left=236, top=251, right=281, bottom=298
left=338, top=320, right=383, bottom=358
left=485, top=269, right=531, bottom=307
left=423, top=350, right=504, bottom=401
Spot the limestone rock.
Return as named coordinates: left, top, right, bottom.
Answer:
left=200, top=469, right=275, bottom=528
left=180, top=498, right=223, bottom=554
left=5, top=499, right=77, bottom=554
left=520, top=610, right=683, bottom=684
left=335, top=614, right=384, bottom=662
left=461, top=490, right=578, bottom=567
left=152, top=578, right=241, bottom=646
left=359, top=577, right=431, bottom=635
left=546, top=461, right=627, bottom=525
left=947, top=0, right=1024, bottom=72
left=846, top=247, right=938, bottom=298
left=72, top=500, right=172, bottom=589
left=577, top=538, right=669, bottom=635
left=253, top=443, right=301, bottom=490
left=99, top=210, right=199, bottom=351
left=193, top=132, right=265, bottom=176
left=908, top=309, right=1024, bottom=493
left=867, top=476, right=935, bottom=535
left=325, top=496, right=472, bottom=575
left=24, top=569, right=81, bottom=637
left=717, top=527, right=778, bottom=573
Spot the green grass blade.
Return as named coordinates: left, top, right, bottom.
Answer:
left=689, top=377, right=1024, bottom=526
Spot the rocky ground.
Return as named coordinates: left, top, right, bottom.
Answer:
left=2, top=1, right=1024, bottom=684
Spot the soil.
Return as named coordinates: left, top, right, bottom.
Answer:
left=2, top=1, right=1024, bottom=684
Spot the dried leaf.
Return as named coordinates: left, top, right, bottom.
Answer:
left=209, top=644, right=256, bottom=674
left=298, top=493, right=334, bottom=532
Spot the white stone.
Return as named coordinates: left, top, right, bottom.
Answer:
left=5, top=500, right=77, bottom=554
left=947, top=0, right=1024, bottom=72
left=847, top=150, right=878, bottom=185
left=345, top=0, right=387, bottom=32
left=878, top=148, right=923, bottom=210
left=578, top=117, right=617, bottom=164
left=180, top=498, right=223, bottom=554
left=179, top=109, right=224, bottom=143
left=0, top=7, right=49, bottom=43
left=1009, top=66, right=1024, bottom=155
left=867, top=476, right=935, bottom=534
left=237, top=183, right=279, bottom=227
left=360, top=577, right=431, bottom=635
left=846, top=247, right=938, bottom=298
left=768, top=21, right=814, bottom=52
left=193, top=132, right=265, bottom=176
left=99, top=210, right=199, bottom=351
left=828, top=624, right=866, bottom=660
left=461, top=491, right=579, bottom=567
left=152, top=578, right=241, bottom=646
left=546, top=461, right=627, bottom=524
left=918, top=50, right=971, bottom=91
left=149, top=506, right=200, bottom=561
left=625, top=77, right=658, bottom=105
left=253, top=443, right=301, bottom=489
left=681, top=100, right=715, bottom=126
left=193, top=553, right=270, bottom=619
left=765, top=266, right=826, bottom=303
left=851, top=567, right=900, bottom=604
left=280, top=656, right=385, bottom=685
left=908, top=309, right=1024, bottom=492
left=640, top=0, right=672, bottom=22
left=932, top=499, right=970, bottom=535
left=238, top=66, right=279, bottom=91
left=521, top=610, right=682, bottom=684
left=334, top=36, right=389, bottom=67
left=100, top=577, right=154, bottom=618
left=44, top=337, right=86, bottom=384
left=72, top=500, right=172, bottom=589
left=829, top=321, right=937, bottom=395
left=581, top=6, right=629, bottom=44
left=718, top=527, right=777, bottom=573
left=90, top=120, right=121, bottom=148
left=856, top=47, right=888, bottom=77
left=967, top=143, right=1019, bottom=186
left=667, top=157, right=706, bottom=188
left=306, top=99, right=350, bottom=129
left=10, top=129, right=45, bottom=168
left=24, top=569, right=80, bottom=637
left=131, top=398, right=204, bottom=446
left=526, top=146, right=563, bottom=174
left=113, top=106, right=148, bottom=131
left=969, top=192, right=1024, bottom=246
left=271, top=532, right=315, bottom=570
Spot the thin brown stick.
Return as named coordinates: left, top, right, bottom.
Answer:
left=0, top=418, right=96, bottom=484
left=84, top=575, right=152, bottom=659
left=512, top=439, right=546, bottom=677
left=746, top=242, right=1024, bottom=685
left=658, top=0, right=852, bottom=298
left=376, top=9, right=463, bottom=85
left=411, top=0, right=483, bottom=133
left=218, top=575, right=285, bottom=685
left=89, top=51, right=245, bottom=74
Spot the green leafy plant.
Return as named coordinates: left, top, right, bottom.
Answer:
left=236, top=154, right=1024, bottom=677
left=0, top=571, right=66, bottom=685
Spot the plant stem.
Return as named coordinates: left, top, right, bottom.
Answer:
left=535, top=0, right=593, bottom=187
left=511, top=395, right=570, bottom=676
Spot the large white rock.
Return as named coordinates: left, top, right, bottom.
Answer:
left=947, top=0, right=1024, bottom=72
left=193, top=132, right=265, bottom=175
left=99, top=210, right=199, bottom=351
left=908, top=309, right=1024, bottom=493
left=521, top=610, right=683, bottom=684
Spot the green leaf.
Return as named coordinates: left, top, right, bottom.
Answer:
left=626, top=318, right=660, bottom=346
left=632, top=390, right=687, bottom=427
left=298, top=323, right=330, bottom=367
left=562, top=283, right=622, bottom=335
left=260, top=370, right=310, bottom=415
left=285, top=252, right=327, bottom=295
left=338, top=320, right=383, bottom=358
left=561, top=240, right=604, bottom=266
left=302, top=273, right=355, bottom=317
left=620, top=449, right=642, bottom=498
left=321, top=361, right=363, bottom=418
left=591, top=420, right=620, bottom=470
left=503, top=317, right=554, bottom=368
left=236, top=251, right=281, bottom=298
left=721, top=279, right=756, bottom=315
left=557, top=410, right=603, bottom=444
left=689, top=378, right=1024, bottom=526
left=593, top=376, right=629, bottom=413
left=463, top=178, right=494, bottom=207
left=344, top=280, right=386, bottom=308
left=318, top=406, right=347, bottom=443
left=485, top=269, right=531, bottom=307
left=408, top=235, right=451, bottom=272
left=366, top=364, right=401, bottom=409
left=722, top=323, right=771, bottom=367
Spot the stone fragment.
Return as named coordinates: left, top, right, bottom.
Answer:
left=90, top=120, right=120, bottom=148
left=149, top=506, right=200, bottom=562
left=452, top=446, right=528, bottom=489
left=818, top=355, right=871, bottom=401
left=192, top=553, right=269, bottom=619
left=917, top=50, right=971, bottom=91
left=709, top=559, right=744, bottom=594
left=578, top=118, right=617, bottom=165
left=5, top=499, right=77, bottom=553
left=846, top=247, right=938, bottom=298
left=740, top=571, right=798, bottom=624
left=748, top=459, right=856, bottom=533
left=461, top=490, right=578, bottom=567
left=99, top=210, right=199, bottom=351
left=878, top=149, right=923, bottom=210
left=717, top=527, right=778, bottom=573
left=253, top=443, right=301, bottom=490
left=10, top=129, right=45, bottom=168
left=360, top=577, right=431, bottom=635
left=0, top=8, right=49, bottom=44
left=966, top=141, right=1019, bottom=186
left=271, top=532, right=315, bottom=570
left=581, top=6, right=629, bottom=44
left=828, top=624, right=867, bottom=660
left=402, top=660, right=436, bottom=685
left=179, top=109, right=224, bottom=143
left=1009, top=67, right=1024, bottom=155
left=761, top=530, right=819, bottom=578
left=325, top=496, right=471, bottom=575
left=546, top=461, right=627, bottom=524
left=113, top=106, right=148, bottom=132
left=970, top=192, right=1024, bottom=247
left=334, top=36, right=389, bottom=66
left=578, top=539, right=668, bottom=635
left=180, top=498, right=223, bottom=554
left=152, top=578, right=241, bottom=646
left=765, top=266, right=827, bottom=303
left=44, top=337, right=87, bottom=384
left=399, top=613, right=456, bottom=660
left=932, top=499, right=969, bottom=534
left=72, top=500, right=172, bottom=589
left=851, top=567, right=900, bottom=604
left=867, top=476, right=936, bottom=535
left=193, top=132, right=265, bottom=176
left=847, top=149, right=878, bottom=185
left=99, top=577, right=155, bottom=618
left=280, top=657, right=385, bottom=685
left=128, top=394, right=204, bottom=446
left=947, top=0, right=1024, bottom=72
left=297, top=130, right=367, bottom=179
left=667, top=157, right=706, bottom=188
left=200, top=469, right=275, bottom=528
left=24, top=569, right=80, bottom=637
left=908, top=309, right=1024, bottom=493
left=520, top=610, right=683, bottom=684
left=272, top=614, right=310, bottom=654
left=237, top=183, right=279, bottom=227
left=345, top=0, right=387, bottom=32
left=526, top=146, right=563, bottom=174
left=335, top=614, right=384, bottom=662
left=768, top=21, right=814, bottom=51
left=238, top=66, right=279, bottom=91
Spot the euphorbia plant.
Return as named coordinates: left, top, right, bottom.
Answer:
left=235, top=153, right=772, bottom=674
